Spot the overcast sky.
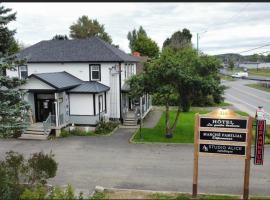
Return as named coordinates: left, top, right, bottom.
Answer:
left=3, top=2, right=270, bottom=55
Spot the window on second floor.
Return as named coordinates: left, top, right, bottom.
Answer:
left=90, top=64, right=101, bottom=81
left=18, top=65, right=28, bottom=79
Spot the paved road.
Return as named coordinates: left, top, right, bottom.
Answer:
left=224, top=79, right=270, bottom=123
left=0, top=129, right=269, bottom=197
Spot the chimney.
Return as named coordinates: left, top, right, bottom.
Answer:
left=133, top=51, right=140, bottom=57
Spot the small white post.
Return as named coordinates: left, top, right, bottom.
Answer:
left=54, top=93, right=59, bottom=127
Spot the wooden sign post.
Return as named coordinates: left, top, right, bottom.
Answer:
left=192, top=108, right=252, bottom=200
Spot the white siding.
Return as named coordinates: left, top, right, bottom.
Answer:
left=8, top=61, right=137, bottom=119
left=69, top=94, right=93, bottom=115
left=19, top=77, right=55, bottom=90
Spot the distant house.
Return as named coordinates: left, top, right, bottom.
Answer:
left=6, top=37, right=152, bottom=137
left=239, top=62, right=270, bottom=69
left=132, top=51, right=149, bottom=74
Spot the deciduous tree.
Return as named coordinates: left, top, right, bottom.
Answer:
left=69, top=15, right=112, bottom=44
left=129, top=46, right=223, bottom=138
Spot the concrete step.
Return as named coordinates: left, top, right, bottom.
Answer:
left=123, top=122, right=138, bottom=126
left=27, top=127, right=44, bottom=131
left=119, top=125, right=139, bottom=129
left=24, top=130, right=45, bottom=135
left=19, top=134, right=48, bottom=140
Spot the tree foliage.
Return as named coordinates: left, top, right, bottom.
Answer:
left=0, top=5, right=19, bottom=55
left=162, top=28, right=192, bottom=50
left=127, top=26, right=159, bottom=58
left=0, top=4, right=30, bottom=138
left=52, top=34, right=69, bottom=40
left=0, top=151, right=58, bottom=200
left=69, top=15, right=112, bottom=44
left=128, top=46, right=223, bottom=138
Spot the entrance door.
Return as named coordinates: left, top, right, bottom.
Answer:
left=36, top=99, right=55, bottom=122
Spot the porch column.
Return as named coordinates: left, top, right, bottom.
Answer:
left=54, top=93, right=59, bottom=127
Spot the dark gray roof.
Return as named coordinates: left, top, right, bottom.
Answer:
left=18, top=37, right=140, bottom=63
left=68, top=81, right=110, bottom=93
left=30, top=71, right=82, bottom=90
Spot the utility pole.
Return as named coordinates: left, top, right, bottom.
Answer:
left=196, top=33, right=199, bottom=53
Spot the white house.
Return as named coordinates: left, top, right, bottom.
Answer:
left=6, top=37, right=152, bottom=137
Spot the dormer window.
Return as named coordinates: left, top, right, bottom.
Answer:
left=18, top=65, right=28, bottom=79
left=90, top=64, right=101, bottom=81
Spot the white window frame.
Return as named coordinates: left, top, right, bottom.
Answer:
left=90, top=64, right=101, bottom=81
left=18, top=65, right=28, bottom=79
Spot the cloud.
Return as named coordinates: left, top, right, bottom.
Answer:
left=3, top=2, right=270, bottom=55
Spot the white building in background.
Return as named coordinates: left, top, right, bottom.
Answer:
left=239, top=62, right=270, bottom=69
left=6, top=37, right=152, bottom=135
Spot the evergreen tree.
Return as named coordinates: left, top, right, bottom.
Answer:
left=52, top=34, right=69, bottom=40
left=0, top=4, right=30, bottom=138
left=127, top=26, right=159, bottom=58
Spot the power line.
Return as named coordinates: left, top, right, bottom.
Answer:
left=238, top=43, right=270, bottom=54
left=199, top=3, right=250, bottom=38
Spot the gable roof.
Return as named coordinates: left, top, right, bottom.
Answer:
left=68, top=81, right=110, bottom=93
left=18, top=37, right=140, bottom=63
left=29, top=71, right=82, bottom=90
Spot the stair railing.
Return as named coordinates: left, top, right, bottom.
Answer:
left=43, top=113, right=52, bottom=135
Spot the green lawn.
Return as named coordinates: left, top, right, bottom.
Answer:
left=249, top=68, right=270, bottom=77
left=132, top=110, right=250, bottom=143
left=246, top=83, right=270, bottom=93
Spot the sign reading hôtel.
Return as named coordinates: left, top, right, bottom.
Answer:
left=192, top=108, right=252, bottom=200
left=200, top=118, right=247, bottom=129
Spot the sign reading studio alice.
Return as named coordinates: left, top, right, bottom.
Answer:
left=192, top=108, right=252, bottom=200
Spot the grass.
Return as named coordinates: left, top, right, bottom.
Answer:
left=90, top=191, right=270, bottom=200
left=219, top=74, right=236, bottom=81
left=249, top=68, right=270, bottom=77
left=246, top=83, right=270, bottom=93
left=133, top=109, right=251, bottom=144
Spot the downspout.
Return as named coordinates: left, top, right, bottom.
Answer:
left=119, top=62, right=122, bottom=122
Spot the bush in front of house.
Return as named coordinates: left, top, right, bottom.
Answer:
left=0, top=151, right=58, bottom=200
left=60, top=128, right=94, bottom=137
left=94, top=118, right=119, bottom=135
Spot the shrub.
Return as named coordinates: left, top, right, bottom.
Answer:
left=20, top=185, right=47, bottom=200
left=95, top=118, right=118, bottom=135
left=60, top=128, right=94, bottom=137
left=60, top=129, right=71, bottom=137
left=0, top=151, right=58, bottom=200
left=26, top=151, right=58, bottom=186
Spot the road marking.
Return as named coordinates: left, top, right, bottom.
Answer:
left=226, top=93, right=270, bottom=121
left=229, top=85, right=270, bottom=104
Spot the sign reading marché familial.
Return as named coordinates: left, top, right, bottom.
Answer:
left=192, top=108, right=252, bottom=200
left=199, top=131, right=246, bottom=142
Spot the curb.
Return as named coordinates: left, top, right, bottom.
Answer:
left=92, top=186, right=244, bottom=199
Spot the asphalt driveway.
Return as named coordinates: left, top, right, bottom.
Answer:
left=0, top=128, right=269, bottom=197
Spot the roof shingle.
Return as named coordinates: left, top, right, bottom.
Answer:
left=18, top=37, right=140, bottom=63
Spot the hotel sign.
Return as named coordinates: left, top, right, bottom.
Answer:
left=192, top=108, right=253, bottom=200
left=200, top=118, right=247, bottom=129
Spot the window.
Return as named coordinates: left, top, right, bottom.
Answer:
left=90, top=64, right=101, bottom=81
left=124, top=64, right=127, bottom=79
left=18, top=65, right=28, bottom=79
left=98, top=95, right=104, bottom=113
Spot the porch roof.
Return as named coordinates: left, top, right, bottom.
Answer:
left=29, top=71, right=82, bottom=90
left=68, top=81, right=110, bottom=93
